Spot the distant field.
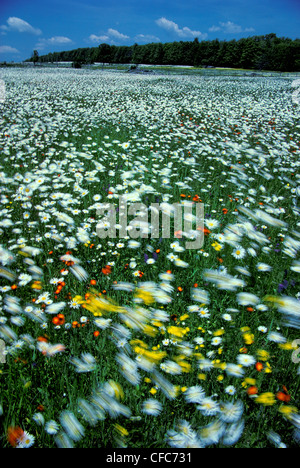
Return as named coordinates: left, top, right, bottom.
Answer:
left=6, top=62, right=300, bottom=78
left=0, top=68, right=299, bottom=448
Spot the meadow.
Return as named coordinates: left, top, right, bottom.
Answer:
left=0, top=67, right=299, bottom=448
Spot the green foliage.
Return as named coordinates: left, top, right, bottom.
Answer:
left=32, top=50, right=39, bottom=66
left=30, top=34, right=300, bottom=71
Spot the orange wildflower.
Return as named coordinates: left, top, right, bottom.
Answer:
left=52, top=316, right=60, bottom=326
left=7, top=426, right=24, bottom=447
left=255, top=362, right=264, bottom=372
left=276, top=391, right=291, bottom=402
left=57, top=314, right=65, bottom=325
left=37, top=336, right=48, bottom=342
left=276, top=386, right=291, bottom=402
left=102, top=265, right=112, bottom=275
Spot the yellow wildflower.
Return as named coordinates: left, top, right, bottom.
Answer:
left=214, top=329, right=225, bottom=336
left=178, top=360, right=191, bottom=373
left=198, top=373, right=206, bottom=380
left=108, top=380, right=124, bottom=400
left=255, top=392, right=276, bottom=406
left=151, top=320, right=164, bottom=328
left=18, top=250, right=30, bottom=257
left=179, top=314, right=189, bottom=321
left=167, top=325, right=188, bottom=339
left=244, top=377, right=256, bottom=386
left=243, top=332, right=255, bottom=345
left=211, top=241, right=223, bottom=251
left=278, top=341, right=295, bottom=351
left=256, top=349, right=270, bottom=361
left=134, top=346, right=167, bottom=363
left=134, top=289, right=155, bottom=305
left=72, top=295, right=85, bottom=304
left=193, top=353, right=205, bottom=359
left=214, top=361, right=226, bottom=370
left=278, top=405, right=298, bottom=418
left=264, top=362, right=272, bottom=373
left=114, top=424, right=129, bottom=437
left=130, top=339, right=148, bottom=349
left=142, top=324, right=158, bottom=337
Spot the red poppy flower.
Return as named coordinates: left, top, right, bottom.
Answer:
left=247, top=386, right=258, bottom=395
left=102, top=265, right=112, bottom=275
left=276, top=391, right=291, bottom=402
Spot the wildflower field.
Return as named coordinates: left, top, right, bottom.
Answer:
left=0, top=67, right=300, bottom=448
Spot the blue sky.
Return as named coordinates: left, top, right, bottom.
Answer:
left=0, top=0, right=299, bottom=61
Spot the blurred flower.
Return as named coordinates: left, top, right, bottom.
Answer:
left=59, top=411, right=85, bottom=442
left=7, top=426, right=24, bottom=447
left=255, top=392, right=276, bottom=406
left=142, top=399, right=163, bottom=416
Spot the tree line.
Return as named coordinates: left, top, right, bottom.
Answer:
left=27, top=33, right=300, bottom=71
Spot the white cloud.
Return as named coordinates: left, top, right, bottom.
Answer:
left=36, top=36, right=73, bottom=50
left=47, top=36, right=73, bottom=45
left=209, top=21, right=255, bottom=34
left=107, top=29, right=129, bottom=40
left=88, top=28, right=129, bottom=44
left=134, top=34, right=161, bottom=43
left=209, top=25, right=221, bottom=32
left=89, top=34, right=109, bottom=43
left=0, top=17, right=41, bottom=35
left=220, top=21, right=243, bottom=34
left=155, top=17, right=206, bottom=39
left=0, top=45, right=20, bottom=54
